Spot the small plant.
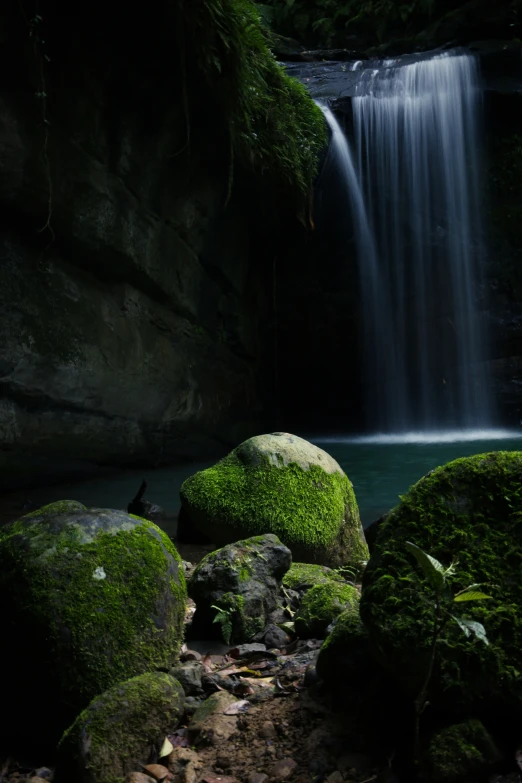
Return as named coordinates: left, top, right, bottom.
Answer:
left=211, top=603, right=234, bottom=644
left=334, top=559, right=367, bottom=584
left=405, top=541, right=492, bottom=757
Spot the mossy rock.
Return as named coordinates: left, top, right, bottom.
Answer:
left=188, top=533, right=291, bottom=644
left=360, top=451, right=522, bottom=720
left=422, top=719, right=501, bottom=783
left=294, top=582, right=359, bottom=638
left=22, top=499, right=87, bottom=517
left=283, top=562, right=345, bottom=597
left=55, top=672, right=185, bottom=783
left=0, top=505, right=187, bottom=745
left=180, top=432, right=368, bottom=568
left=316, top=608, right=369, bottom=690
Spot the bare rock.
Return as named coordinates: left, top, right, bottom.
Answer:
left=268, top=759, right=298, bottom=780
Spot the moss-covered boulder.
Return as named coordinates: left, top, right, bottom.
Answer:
left=0, top=505, right=187, bottom=745
left=422, top=719, right=501, bottom=783
left=188, top=533, right=291, bottom=643
left=316, top=608, right=370, bottom=690
left=360, top=451, right=522, bottom=720
left=55, top=672, right=185, bottom=783
left=282, top=561, right=345, bottom=598
left=180, top=432, right=368, bottom=567
left=295, top=582, right=359, bottom=638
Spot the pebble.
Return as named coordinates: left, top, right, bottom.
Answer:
left=259, top=721, right=277, bottom=739
left=124, top=774, right=157, bottom=783
left=142, top=764, right=170, bottom=781
left=248, top=774, right=268, bottom=783
left=325, top=773, right=343, bottom=783
left=268, top=758, right=298, bottom=780
left=34, top=771, right=53, bottom=781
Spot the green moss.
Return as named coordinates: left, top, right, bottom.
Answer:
left=360, top=452, right=522, bottom=717
left=183, top=0, right=326, bottom=203
left=283, top=562, right=344, bottom=591
left=181, top=451, right=367, bottom=566
left=0, top=509, right=187, bottom=735
left=57, top=672, right=185, bottom=783
left=21, top=499, right=87, bottom=518
left=295, top=581, right=359, bottom=638
left=423, top=719, right=501, bottom=783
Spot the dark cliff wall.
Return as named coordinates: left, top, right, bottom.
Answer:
left=0, top=1, right=302, bottom=487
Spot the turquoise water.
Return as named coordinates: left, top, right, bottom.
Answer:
left=311, top=430, right=522, bottom=526
left=2, top=430, right=521, bottom=531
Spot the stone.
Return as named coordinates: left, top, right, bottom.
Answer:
left=188, top=534, right=292, bottom=643
left=124, top=775, right=157, bottom=783
left=360, top=452, right=522, bottom=720
left=142, top=766, right=170, bottom=781
left=34, top=772, right=53, bottom=782
left=325, top=773, right=343, bottom=783
left=294, top=582, right=359, bottom=639
left=248, top=775, right=268, bottom=783
left=423, top=719, right=502, bottom=782
left=259, top=721, right=277, bottom=739
left=0, top=506, right=187, bottom=746
left=169, top=661, right=205, bottom=696
left=188, top=691, right=240, bottom=745
left=180, top=433, right=368, bottom=567
left=55, top=672, right=185, bottom=783
left=253, top=625, right=291, bottom=650
left=282, top=563, right=345, bottom=599
left=268, top=759, right=298, bottom=780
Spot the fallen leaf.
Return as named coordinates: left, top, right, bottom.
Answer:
left=223, top=699, right=251, bottom=714
left=159, top=737, right=174, bottom=758
left=242, top=677, right=275, bottom=688
left=201, top=654, right=213, bottom=672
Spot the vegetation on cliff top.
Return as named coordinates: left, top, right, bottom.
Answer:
left=181, top=0, right=326, bottom=200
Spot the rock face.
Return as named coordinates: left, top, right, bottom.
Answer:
left=0, top=505, right=187, bottom=744
left=360, top=452, right=522, bottom=721
left=55, top=672, right=185, bottom=783
left=180, top=432, right=368, bottom=567
left=294, top=582, right=359, bottom=639
left=188, top=533, right=292, bottom=643
left=0, top=2, right=312, bottom=489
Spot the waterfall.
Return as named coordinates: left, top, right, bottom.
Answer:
left=323, top=52, right=491, bottom=432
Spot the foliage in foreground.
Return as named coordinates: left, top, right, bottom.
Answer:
left=405, top=542, right=491, bottom=755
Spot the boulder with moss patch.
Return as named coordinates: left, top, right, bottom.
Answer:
left=360, top=451, right=522, bottom=721
left=180, top=432, right=368, bottom=568
left=0, top=505, right=187, bottom=745
left=283, top=562, right=346, bottom=598
left=295, top=582, right=359, bottom=638
left=188, top=533, right=291, bottom=643
left=422, top=719, right=501, bottom=783
left=55, top=672, right=185, bottom=783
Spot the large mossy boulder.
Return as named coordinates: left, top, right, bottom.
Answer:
left=360, top=451, right=522, bottom=720
left=0, top=503, right=187, bottom=744
left=188, top=533, right=291, bottom=643
left=180, top=432, right=368, bottom=567
left=55, top=672, right=185, bottom=783
left=294, top=582, right=359, bottom=638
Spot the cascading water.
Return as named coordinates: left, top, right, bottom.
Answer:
left=323, top=52, right=491, bottom=433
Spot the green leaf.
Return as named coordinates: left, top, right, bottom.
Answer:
left=405, top=541, right=445, bottom=590
left=451, top=615, right=489, bottom=645
left=454, top=589, right=492, bottom=602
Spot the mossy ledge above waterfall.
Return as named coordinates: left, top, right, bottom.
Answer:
left=183, top=0, right=326, bottom=201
